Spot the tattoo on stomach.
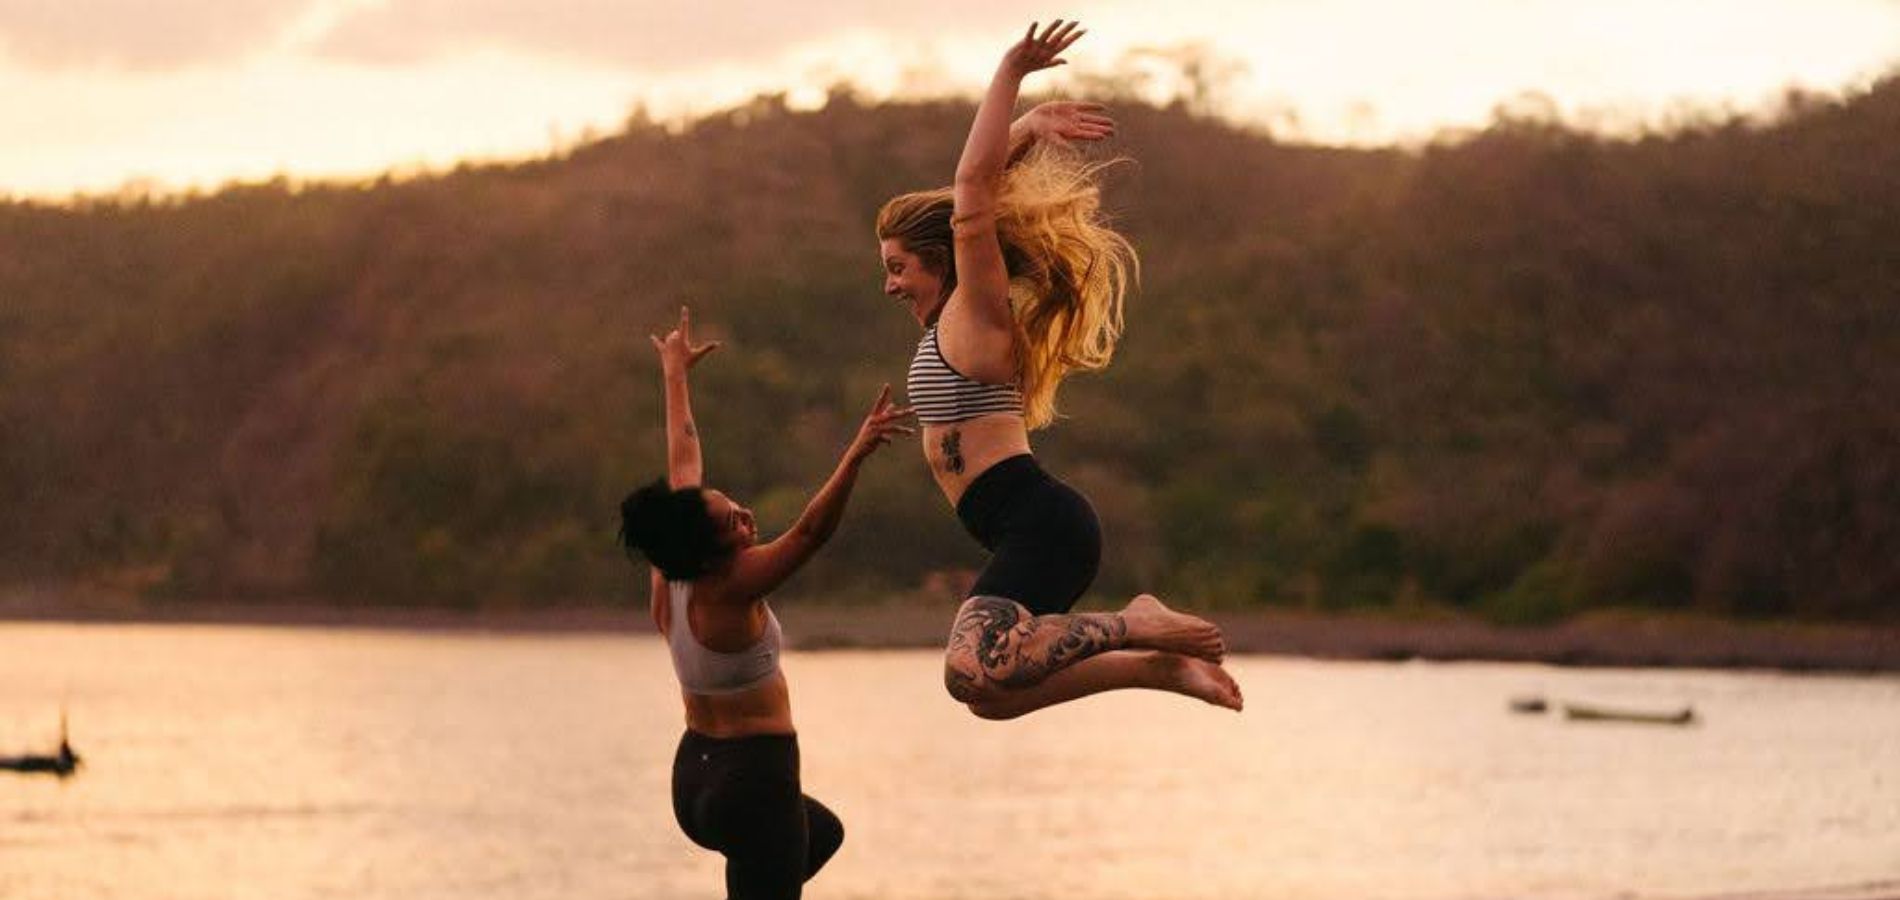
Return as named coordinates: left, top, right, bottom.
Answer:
left=940, top=429, right=964, bottom=475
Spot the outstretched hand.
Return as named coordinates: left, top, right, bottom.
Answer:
left=650, top=306, right=720, bottom=372
left=1021, top=100, right=1115, bottom=145
left=1001, top=19, right=1085, bottom=80
left=847, top=385, right=915, bottom=462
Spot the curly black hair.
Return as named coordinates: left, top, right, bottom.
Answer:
left=618, top=478, right=728, bottom=580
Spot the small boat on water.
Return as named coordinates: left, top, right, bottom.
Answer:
left=1, top=713, right=82, bottom=778
left=1562, top=702, right=1696, bottom=726
left=1508, top=695, right=1549, bottom=714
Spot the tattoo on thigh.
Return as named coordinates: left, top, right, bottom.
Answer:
left=940, top=429, right=964, bottom=475
left=955, top=597, right=1025, bottom=674
left=951, top=597, right=1127, bottom=689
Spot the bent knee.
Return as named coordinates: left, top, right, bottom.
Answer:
left=808, top=819, right=844, bottom=875
left=944, top=660, right=1027, bottom=719
left=948, top=647, right=1027, bottom=706
left=965, top=698, right=1026, bottom=721
left=944, top=657, right=989, bottom=705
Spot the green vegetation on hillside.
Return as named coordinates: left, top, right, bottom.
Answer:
left=2, top=78, right=1894, bottom=621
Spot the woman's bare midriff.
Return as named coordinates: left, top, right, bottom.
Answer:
left=921, top=413, right=1034, bottom=507
left=681, top=672, right=796, bottom=738
left=656, top=586, right=797, bottom=739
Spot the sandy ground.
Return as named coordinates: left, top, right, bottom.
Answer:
left=5, top=585, right=1896, bottom=673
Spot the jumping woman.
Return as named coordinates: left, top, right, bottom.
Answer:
left=620, top=307, right=912, bottom=899
left=875, top=21, right=1245, bottom=720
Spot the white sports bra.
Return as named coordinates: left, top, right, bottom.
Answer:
left=663, top=580, right=782, bottom=695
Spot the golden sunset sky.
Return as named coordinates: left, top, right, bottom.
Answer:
left=4, top=0, right=1898, bottom=199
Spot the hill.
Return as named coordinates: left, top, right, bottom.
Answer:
left=2, top=80, right=1894, bottom=621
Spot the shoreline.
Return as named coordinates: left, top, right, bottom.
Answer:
left=5, top=589, right=1897, bottom=673
left=779, top=604, right=1900, bottom=674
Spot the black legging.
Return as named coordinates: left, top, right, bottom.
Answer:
left=671, top=730, right=843, bottom=900
left=957, top=453, right=1103, bottom=616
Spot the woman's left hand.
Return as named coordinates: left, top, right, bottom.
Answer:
left=1001, top=20, right=1085, bottom=80
left=847, top=385, right=915, bottom=462
left=1021, top=100, right=1115, bottom=144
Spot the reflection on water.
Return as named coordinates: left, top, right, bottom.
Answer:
left=2, top=622, right=1896, bottom=900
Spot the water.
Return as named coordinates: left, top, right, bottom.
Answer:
left=2, top=622, right=1896, bottom=900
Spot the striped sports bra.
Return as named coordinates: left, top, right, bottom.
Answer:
left=907, top=324, right=1024, bottom=425
left=663, top=580, right=782, bottom=695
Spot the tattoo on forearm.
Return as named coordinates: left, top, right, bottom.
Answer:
left=941, top=429, right=964, bottom=475
left=946, top=597, right=1127, bottom=697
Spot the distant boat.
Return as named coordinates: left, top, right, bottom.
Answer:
left=1, top=712, right=82, bottom=778
left=1563, top=702, right=1696, bottom=726
left=1508, top=695, right=1549, bottom=714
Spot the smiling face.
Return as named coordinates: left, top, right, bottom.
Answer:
left=880, top=238, right=948, bottom=328
left=700, top=488, right=757, bottom=553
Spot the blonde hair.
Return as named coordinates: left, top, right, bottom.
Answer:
left=876, top=146, right=1138, bottom=430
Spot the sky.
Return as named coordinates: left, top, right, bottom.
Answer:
left=3, top=0, right=1898, bottom=200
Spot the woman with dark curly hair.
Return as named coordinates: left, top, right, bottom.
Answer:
left=620, top=306, right=911, bottom=899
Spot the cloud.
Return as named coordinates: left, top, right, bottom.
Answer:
left=0, top=0, right=1048, bottom=72
left=311, top=0, right=1047, bottom=70
left=0, top=0, right=316, bottom=69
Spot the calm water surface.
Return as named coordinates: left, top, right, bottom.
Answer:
left=2, top=622, right=1896, bottom=900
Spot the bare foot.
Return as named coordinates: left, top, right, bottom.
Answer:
left=1121, top=594, right=1225, bottom=662
left=1154, top=652, right=1244, bottom=711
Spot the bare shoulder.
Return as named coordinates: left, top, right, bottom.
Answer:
left=716, top=539, right=807, bottom=607
left=677, top=571, right=738, bottom=610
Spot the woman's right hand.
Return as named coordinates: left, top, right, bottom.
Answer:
left=650, top=305, right=720, bottom=373
left=847, top=385, right=915, bottom=462
left=1000, top=20, right=1085, bottom=81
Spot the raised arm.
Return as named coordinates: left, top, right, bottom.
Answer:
left=724, top=386, right=913, bottom=601
left=942, top=22, right=1086, bottom=376
left=649, top=306, right=720, bottom=489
